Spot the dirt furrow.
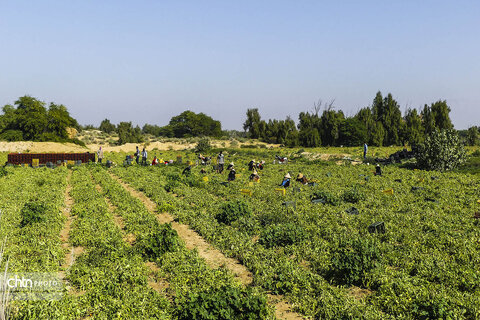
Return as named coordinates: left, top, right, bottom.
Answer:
left=109, top=172, right=305, bottom=320
left=59, top=171, right=85, bottom=294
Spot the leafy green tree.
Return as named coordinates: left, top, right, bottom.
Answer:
left=338, top=118, right=367, bottom=147
left=416, top=129, right=466, bottom=171
left=14, top=96, right=48, bottom=140
left=298, top=111, right=322, bottom=147
left=421, top=101, right=453, bottom=135
left=99, top=119, right=116, bottom=133
left=243, top=108, right=263, bottom=139
left=372, top=92, right=402, bottom=145
left=116, top=122, right=143, bottom=145
left=355, top=107, right=375, bottom=145
left=404, top=108, right=424, bottom=147
left=371, top=122, right=385, bottom=146
left=167, top=110, right=221, bottom=138
left=46, top=103, right=79, bottom=140
left=319, top=106, right=344, bottom=146
left=466, top=126, right=479, bottom=146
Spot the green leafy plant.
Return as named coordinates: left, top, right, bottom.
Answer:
left=216, top=200, right=252, bottom=225
left=259, top=223, right=307, bottom=248
left=20, top=201, right=48, bottom=227
left=342, top=187, right=366, bottom=203
left=311, top=190, right=340, bottom=205
left=175, top=285, right=269, bottom=320
left=135, top=224, right=180, bottom=260
left=416, top=129, right=466, bottom=171
left=195, top=138, right=211, bottom=153
left=327, top=237, right=381, bottom=286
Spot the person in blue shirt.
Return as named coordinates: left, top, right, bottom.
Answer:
left=363, top=143, right=368, bottom=159
left=280, top=173, right=291, bottom=188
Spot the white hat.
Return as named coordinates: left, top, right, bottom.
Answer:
left=230, top=162, right=234, bottom=166
left=285, top=173, right=291, bottom=179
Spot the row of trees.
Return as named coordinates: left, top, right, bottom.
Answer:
left=99, top=110, right=222, bottom=144
left=0, top=96, right=81, bottom=143
left=243, top=92, right=457, bottom=147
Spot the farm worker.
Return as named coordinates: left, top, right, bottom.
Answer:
left=182, top=165, right=192, bottom=175
left=227, top=162, right=234, bottom=170
left=228, top=168, right=236, bottom=181
left=217, top=151, right=225, bottom=173
left=375, top=164, right=382, bottom=176
left=296, top=173, right=308, bottom=185
left=248, top=159, right=256, bottom=171
left=249, top=169, right=260, bottom=182
left=97, top=146, right=104, bottom=164
left=152, top=156, right=159, bottom=166
left=363, top=143, right=368, bottom=159
left=200, top=168, right=207, bottom=174
left=280, top=173, right=291, bottom=188
left=141, top=148, right=147, bottom=166
left=256, top=160, right=265, bottom=170
left=135, top=146, right=140, bottom=164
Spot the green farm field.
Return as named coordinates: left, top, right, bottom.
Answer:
left=1, top=146, right=480, bottom=319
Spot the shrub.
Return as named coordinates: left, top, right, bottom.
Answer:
left=135, top=224, right=179, bottom=260
left=342, top=187, right=366, bottom=203
left=259, top=223, right=307, bottom=248
left=311, top=190, right=340, bottom=206
left=416, top=129, right=466, bottom=171
left=327, top=237, right=381, bottom=286
left=175, top=285, right=269, bottom=320
left=216, top=200, right=252, bottom=225
left=20, top=201, right=48, bottom=227
left=195, top=138, right=211, bottom=153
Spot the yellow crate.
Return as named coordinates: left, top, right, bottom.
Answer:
left=477, top=200, right=480, bottom=204
left=67, top=160, right=75, bottom=166
left=248, top=182, right=254, bottom=187
left=240, top=189, right=252, bottom=196
left=32, top=159, right=39, bottom=167
left=382, top=189, right=394, bottom=195
left=202, top=176, right=209, bottom=182
left=275, top=188, right=286, bottom=196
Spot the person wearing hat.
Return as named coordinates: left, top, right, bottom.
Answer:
left=227, top=162, right=234, bottom=170
left=248, top=159, right=256, bottom=171
left=296, top=173, right=308, bottom=185
left=280, top=173, right=291, bottom=188
left=249, top=169, right=260, bottom=182
left=228, top=168, right=236, bottom=181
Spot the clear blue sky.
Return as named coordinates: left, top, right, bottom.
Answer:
left=1, top=1, right=478, bottom=130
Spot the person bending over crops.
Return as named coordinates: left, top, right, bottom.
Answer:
left=296, top=173, right=308, bottom=185
left=249, top=170, right=260, bottom=182
left=228, top=168, right=236, bottom=181
left=182, top=165, right=192, bottom=175
left=280, top=173, right=291, bottom=187
left=256, top=160, right=265, bottom=170
left=200, top=168, right=207, bottom=174
left=375, top=164, right=382, bottom=176
left=152, top=156, right=159, bottom=165
left=248, top=159, right=256, bottom=171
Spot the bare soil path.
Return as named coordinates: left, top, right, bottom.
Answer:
left=59, top=171, right=84, bottom=295
left=109, top=172, right=305, bottom=320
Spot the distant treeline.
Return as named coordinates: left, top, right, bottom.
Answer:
left=243, top=91, right=479, bottom=147
left=3, top=94, right=478, bottom=147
